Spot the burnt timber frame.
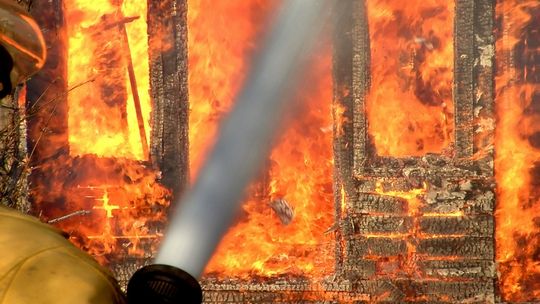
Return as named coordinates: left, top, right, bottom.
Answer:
left=334, top=0, right=496, bottom=303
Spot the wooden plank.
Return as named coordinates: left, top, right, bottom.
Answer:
left=419, top=215, right=493, bottom=237
left=342, top=260, right=377, bottom=280
left=350, top=0, right=370, bottom=177
left=418, top=260, right=495, bottom=279
left=345, top=237, right=407, bottom=258
left=342, top=215, right=412, bottom=235
left=417, top=237, right=493, bottom=259
left=405, top=281, right=495, bottom=303
left=472, top=0, right=495, bottom=176
left=422, top=195, right=494, bottom=215
left=352, top=193, right=408, bottom=214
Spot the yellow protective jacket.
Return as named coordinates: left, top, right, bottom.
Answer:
left=0, top=206, right=126, bottom=304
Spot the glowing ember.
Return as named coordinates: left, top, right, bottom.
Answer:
left=187, top=0, right=335, bottom=278
left=366, top=0, right=454, bottom=156
left=495, top=0, right=540, bottom=301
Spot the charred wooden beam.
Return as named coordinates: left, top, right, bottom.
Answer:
left=147, top=0, right=189, bottom=199
left=454, top=0, right=475, bottom=160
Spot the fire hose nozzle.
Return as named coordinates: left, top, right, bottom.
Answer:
left=126, top=264, right=202, bottom=304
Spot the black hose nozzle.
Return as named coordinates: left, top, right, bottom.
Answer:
left=127, top=264, right=202, bottom=304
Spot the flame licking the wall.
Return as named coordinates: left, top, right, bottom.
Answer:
left=187, top=0, right=335, bottom=278
left=366, top=0, right=454, bottom=157
left=495, top=0, right=540, bottom=301
left=32, top=0, right=170, bottom=264
left=67, top=0, right=150, bottom=160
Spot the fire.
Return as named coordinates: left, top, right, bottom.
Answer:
left=30, top=0, right=170, bottom=265
left=205, top=52, right=334, bottom=278
left=187, top=0, right=279, bottom=178
left=187, top=0, right=335, bottom=278
left=495, top=0, right=540, bottom=301
left=366, top=0, right=454, bottom=157
left=66, top=0, right=151, bottom=160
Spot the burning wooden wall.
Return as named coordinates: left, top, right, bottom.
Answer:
left=333, top=0, right=496, bottom=302
left=25, top=0, right=188, bottom=285
left=18, top=0, right=540, bottom=302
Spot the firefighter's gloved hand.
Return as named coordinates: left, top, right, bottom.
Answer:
left=0, top=206, right=126, bottom=304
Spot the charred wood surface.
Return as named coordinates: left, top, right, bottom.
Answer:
left=202, top=279, right=494, bottom=303
left=332, top=1, right=496, bottom=302
left=345, top=236, right=408, bottom=257
left=417, top=237, right=492, bottom=259
left=454, top=0, right=476, bottom=160
left=419, top=260, right=495, bottom=279
left=147, top=0, right=189, bottom=199
left=419, top=215, right=493, bottom=236
left=353, top=193, right=408, bottom=214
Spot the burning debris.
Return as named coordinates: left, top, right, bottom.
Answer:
left=269, top=198, right=294, bottom=225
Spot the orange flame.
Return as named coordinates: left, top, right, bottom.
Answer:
left=30, top=0, right=170, bottom=265
left=204, top=52, right=335, bottom=278
left=495, top=0, right=540, bottom=301
left=187, top=0, right=279, bottom=178
left=66, top=0, right=151, bottom=160
left=366, top=0, right=454, bottom=156
left=187, top=0, right=335, bottom=278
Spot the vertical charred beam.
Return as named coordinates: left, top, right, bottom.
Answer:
left=25, top=0, right=68, bottom=214
left=351, top=0, right=370, bottom=178
left=473, top=0, right=495, bottom=176
left=334, top=0, right=373, bottom=279
left=147, top=0, right=189, bottom=199
left=454, top=0, right=475, bottom=160
left=333, top=0, right=355, bottom=274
